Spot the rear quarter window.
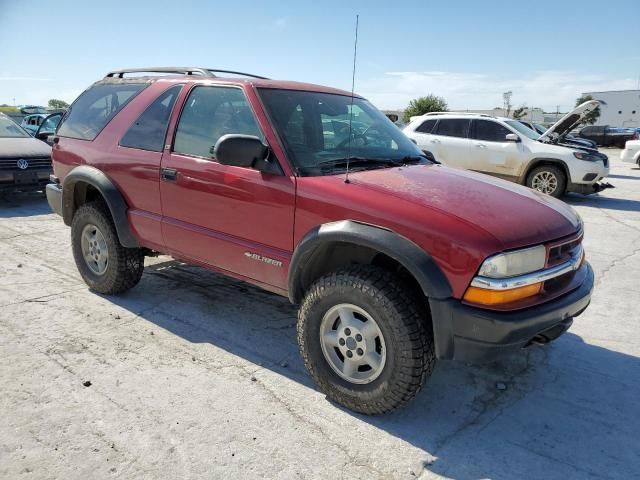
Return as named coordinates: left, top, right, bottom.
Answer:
left=57, top=83, right=146, bottom=140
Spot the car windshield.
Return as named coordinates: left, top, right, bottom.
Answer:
left=505, top=120, right=540, bottom=140
left=258, top=89, right=428, bottom=176
left=0, top=116, right=30, bottom=138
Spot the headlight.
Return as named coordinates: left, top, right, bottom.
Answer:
left=573, top=151, right=600, bottom=161
left=477, top=245, right=546, bottom=278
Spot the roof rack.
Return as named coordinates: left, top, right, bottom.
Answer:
left=423, top=112, right=495, bottom=118
left=104, top=67, right=268, bottom=80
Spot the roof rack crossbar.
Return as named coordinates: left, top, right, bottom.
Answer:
left=104, top=67, right=269, bottom=80
left=105, top=67, right=214, bottom=79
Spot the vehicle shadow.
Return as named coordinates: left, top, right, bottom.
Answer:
left=0, top=192, right=51, bottom=218
left=565, top=192, right=640, bottom=212
left=607, top=173, right=640, bottom=180
left=106, top=259, right=639, bottom=480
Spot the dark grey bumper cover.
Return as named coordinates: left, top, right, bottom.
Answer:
left=430, top=262, right=594, bottom=363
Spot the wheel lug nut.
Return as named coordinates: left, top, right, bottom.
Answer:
left=357, top=348, right=363, bottom=356
left=346, top=351, right=353, bottom=358
left=344, top=328, right=351, bottom=336
left=355, top=334, right=362, bottom=341
left=339, top=338, right=345, bottom=346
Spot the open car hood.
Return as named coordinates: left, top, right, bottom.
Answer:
left=538, top=100, right=600, bottom=142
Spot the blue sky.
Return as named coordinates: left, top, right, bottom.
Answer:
left=1, top=0, right=639, bottom=111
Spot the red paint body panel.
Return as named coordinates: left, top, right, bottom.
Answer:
left=51, top=75, right=581, bottom=303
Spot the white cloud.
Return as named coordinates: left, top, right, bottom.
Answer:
left=358, top=71, right=638, bottom=112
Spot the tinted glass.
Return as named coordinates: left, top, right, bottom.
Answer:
left=173, top=86, right=262, bottom=158
left=434, top=119, right=470, bottom=138
left=120, top=85, right=182, bottom=152
left=0, top=116, right=30, bottom=138
left=259, top=89, right=425, bottom=176
left=38, top=114, right=62, bottom=133
left=472, top=120, right=511, bottom=142
left=416, top=119, right=436, bottom=133
left=58, top=83, right=146, bottom=140
left=505, top=120, right=540, bottom=140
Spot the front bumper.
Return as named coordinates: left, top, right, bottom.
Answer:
left=46, top=182, right=63, bottom=216
left=621, top=148, right=639, bottom=164
left=429, top=262, right=594, bottom=363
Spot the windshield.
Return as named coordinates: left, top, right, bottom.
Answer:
left=505, top=120, right=540, bottom=140
left=258, top=89, right=427, bottom=176
left=0, top=116, right=30, bottom=138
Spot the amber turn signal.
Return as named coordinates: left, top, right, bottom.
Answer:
left=463, top=282, right=543, bottom=306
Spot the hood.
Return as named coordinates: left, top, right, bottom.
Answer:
left=0, top=137, right=52, bottom=159
left=538, top=100, right=600, bottom=142
left=348, top=164, right=581, bottom=250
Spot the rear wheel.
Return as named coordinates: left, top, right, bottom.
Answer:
left=526, top=165, right=566, bottom=198
left=297, top=265, right=435, bottom=415
left=71, top=201, right=145, bottom=294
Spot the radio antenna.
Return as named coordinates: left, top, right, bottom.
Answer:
left=344, top=14, right=359, bottom=184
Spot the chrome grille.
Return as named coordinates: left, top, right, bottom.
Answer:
left=0, top=157, right=52, bottom=170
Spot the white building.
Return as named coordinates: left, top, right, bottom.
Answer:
left=582, top=90, right=640, bottom=128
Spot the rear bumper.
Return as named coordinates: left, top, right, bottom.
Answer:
left=430, top=262, right=594, bottom=363
left=46, top=182, right=63, bottom=216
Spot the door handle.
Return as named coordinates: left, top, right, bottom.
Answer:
left=474, top=143, right=487, bottom=148
left=161, top=168, right=178, bottom=182
left=430, top=139, right=441, bottom=144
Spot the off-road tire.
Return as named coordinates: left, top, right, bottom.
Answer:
left=526, top=165, right=567, bottom=198
left=71, top=201, right=144, bottom=294
left=297, top=265, right=435, bottom=415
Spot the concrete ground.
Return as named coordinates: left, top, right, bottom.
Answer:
left=1, top=149, right=638, bottom=479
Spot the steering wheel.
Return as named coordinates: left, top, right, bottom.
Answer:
left=337, top=133, right=368, bottom=149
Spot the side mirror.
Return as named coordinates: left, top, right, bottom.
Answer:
left=505, top=133, right=520, bottom=142
left=35, top=130, right=53, bottom=141
left=213, top=134, right=268, bottom=168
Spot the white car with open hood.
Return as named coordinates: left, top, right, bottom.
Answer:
left=403, top=101, right=611, bottom=198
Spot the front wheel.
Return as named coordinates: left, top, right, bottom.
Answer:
left=297, top=266, right=435, bottom=415
left=71, top=201, right=145, bottom=294
left=526, top=165, right=566, bottom=198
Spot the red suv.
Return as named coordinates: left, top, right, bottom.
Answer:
left=46, top=68, right=593, bottom=414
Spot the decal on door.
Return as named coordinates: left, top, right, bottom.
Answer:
left=244, top=251, right=283, bottom=268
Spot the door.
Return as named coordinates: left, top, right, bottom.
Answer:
left=430, top=118, right=471, bottom=168
left=159, top=84, right=295, bottom=290
left=469, top=119, right=522, bottom=179
left=410, top=118, right=439, bottom=156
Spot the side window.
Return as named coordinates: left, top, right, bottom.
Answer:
left=173, top=86, right=262, bottom=159
left=120, top=85, right=182, bottom=152
left=416, top=118, right=437, bottom=133
left=434, top=119, right=470, bottom=138
left=472, top=120, right=511, bottom=142
left=57, top=83, right=146, bottom=140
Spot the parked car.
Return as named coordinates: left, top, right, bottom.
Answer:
left=403, top=101, right=610, bottom=198
left=46, top=67, right=594, bottom=414
left=519, top=120, right=597, bottom=149
left=20, top=113, right=49, bottom=135
left=33, top=112, right=63, bottom=143
left=578, top=125, right=638, bottom=148
left=0, top=112, right=52, bottom=192
left=621, top=139, right=640, bottom=166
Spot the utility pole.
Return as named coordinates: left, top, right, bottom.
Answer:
left=556, top=105, right=560, bottom=120
left=503, top=91, right=513, bottom=117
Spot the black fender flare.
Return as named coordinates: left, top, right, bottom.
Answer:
left=62, top=165, right=139, bottom=248
left=287, top=220, right=452, bottom=303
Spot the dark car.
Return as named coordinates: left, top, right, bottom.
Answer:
left=0, top=113, right=52, bottom=192
left=578, top=125, right=639, bottom=148
left=46, top=67, right=593, bottom=414
left=520, top=120, right=597, bottom=149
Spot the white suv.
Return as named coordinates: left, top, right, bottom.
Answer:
left=403, top=101, right=610, bottom=197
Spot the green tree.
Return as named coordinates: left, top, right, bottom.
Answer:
left=48, top=99, right=70, bottom=109
left=403, top=95, right=448, bottom=123
left=512, top=106, right=527, bottom=119
left=575, top=95, right=600, bottom=125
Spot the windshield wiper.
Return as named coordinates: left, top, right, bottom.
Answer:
left=317, top=157, right=400, bottom=171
